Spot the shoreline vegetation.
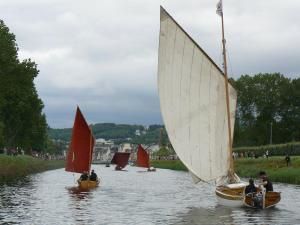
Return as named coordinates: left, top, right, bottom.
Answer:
left=151, top=157, right=300, bottom=185
left=2, top=155, right=300, bottom=185
left=0, top=155, right=65, bottom=183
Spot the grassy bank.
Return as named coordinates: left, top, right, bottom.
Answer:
left=151, top=160, right=188, bottom=171
left=0, top=155, right=65, bottom=183
left=234, top=156, right=300, bottom=184
left=152, top=157, right=300, bottom=185
left=234, top=142, right=300, bottom=156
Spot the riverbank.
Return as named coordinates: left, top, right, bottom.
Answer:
left=234, top=156, right=300, bottom=184
left=0, top=155, right=65, bottom=183
left=151, top=156, right=300, bottom=185
left=151, top=160, right=188, bottom=171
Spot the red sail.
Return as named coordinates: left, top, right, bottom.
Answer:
left=111, top=152, right=130, bottom=168
left=136, top=144, right=150, bottom=168
left=65, top=107, right=95, bottom=173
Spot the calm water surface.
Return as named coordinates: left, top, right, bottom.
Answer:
left=0, top=165, right=300, bottom=224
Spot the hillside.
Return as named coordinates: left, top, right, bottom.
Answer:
left=48, top=123, right=169, bottom=145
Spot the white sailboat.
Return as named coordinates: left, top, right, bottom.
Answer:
left=157, top=5, right=246, bottom=207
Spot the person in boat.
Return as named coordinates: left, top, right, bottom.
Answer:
left=115, top=165, right=123, bottom=170
left=259, top=171, right=273, bottom=192
left=78, top=171, right=89, bottom=182
left=89, top=169, right=98, bottom=181
left=245, top=178, right=263, bottom=208
left=245, top=178, right=257, bottom=194
left=147, top=167, right=156, bottom=172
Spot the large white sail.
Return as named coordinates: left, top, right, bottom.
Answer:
left=158, top=7, right=237, bottom=182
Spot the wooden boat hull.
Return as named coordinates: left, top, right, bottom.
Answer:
left=215, top=184, right=246, bottom=207
left=244, top=191, right=281, bottom=209
left=78, top=180, right=99, bottom=189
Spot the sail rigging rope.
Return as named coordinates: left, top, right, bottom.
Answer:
left=226, top=47, right=235, bottom=78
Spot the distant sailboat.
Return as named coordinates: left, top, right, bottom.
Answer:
left=136, top=144, right=156, bottom=172
left=111, top=152, right=130, bottom=170
left=65, top=106, right=99, bottom=189
left=157, top=5, right=280, bottom=208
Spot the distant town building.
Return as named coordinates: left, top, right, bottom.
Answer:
left=148, top=144, right=160, bottom=152
left=119, top=143, right=134, bottom=153
left=93, top=138, right=115, bottom=162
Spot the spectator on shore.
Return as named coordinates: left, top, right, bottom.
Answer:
left=232, top=152, right=238, bottom=159
left=285, top=154, right=291, bottom=167
left=266, top=150, right=269, bottom=159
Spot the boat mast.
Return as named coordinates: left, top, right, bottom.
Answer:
left=88, top=125, right=93, bottom=173
left=217, top=0, right=234, bottom=177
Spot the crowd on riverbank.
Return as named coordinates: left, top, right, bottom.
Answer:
left=1, top=148, right=64, bottom=161
left=1, top=154, right=299, bottom=185
left=152, top=156, right=300, bottom=185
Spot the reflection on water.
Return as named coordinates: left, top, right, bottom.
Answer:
left=67, top=187, right=91, bottom=200
left=176, top=206, right=291, bottom=225
left=176, top=206, right=234, bottom=225
left=176, top=182, right=300, bottom=225
left=1, top=165, right=300, bottom=224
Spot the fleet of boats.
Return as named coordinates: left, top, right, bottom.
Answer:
left=64, top=4, right=281, bottom=209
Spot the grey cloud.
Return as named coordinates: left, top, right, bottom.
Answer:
left=1, top=0, right=299, bottom=128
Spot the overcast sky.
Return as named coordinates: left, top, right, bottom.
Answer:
left=0, top=0, right=299, bottom=128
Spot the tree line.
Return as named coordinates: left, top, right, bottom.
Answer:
left=48, top=124, right=168, bottom=146
left=0, top=20, right=47, bottom=153
left=232, top=73, right=300, bottom=147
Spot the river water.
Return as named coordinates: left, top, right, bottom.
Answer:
left=0, top=165, right=299, bottom=225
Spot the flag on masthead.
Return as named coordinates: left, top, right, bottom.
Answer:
left=216, top=0, right=223, bottom=16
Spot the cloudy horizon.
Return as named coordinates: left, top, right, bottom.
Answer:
left=1, top=0, right=299, bottom=128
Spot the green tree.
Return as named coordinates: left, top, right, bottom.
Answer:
left=0, top=20, right=47, bottom=153
left=233, top=73, right=299, bottom=146
left=279, top=78, right=300, bottom=141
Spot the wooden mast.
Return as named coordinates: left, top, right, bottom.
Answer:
left=88, top=125, right=93, bottom=173
left=218, top=0, right=234, bottom=178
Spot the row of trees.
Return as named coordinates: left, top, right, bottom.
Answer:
left=48, top=123, right=169, bottom=145
left=0, top=20, right=47, bottom=153
left=48, top=73, right=299, bottom=149
left=232, top=73, right=300, bottom=147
